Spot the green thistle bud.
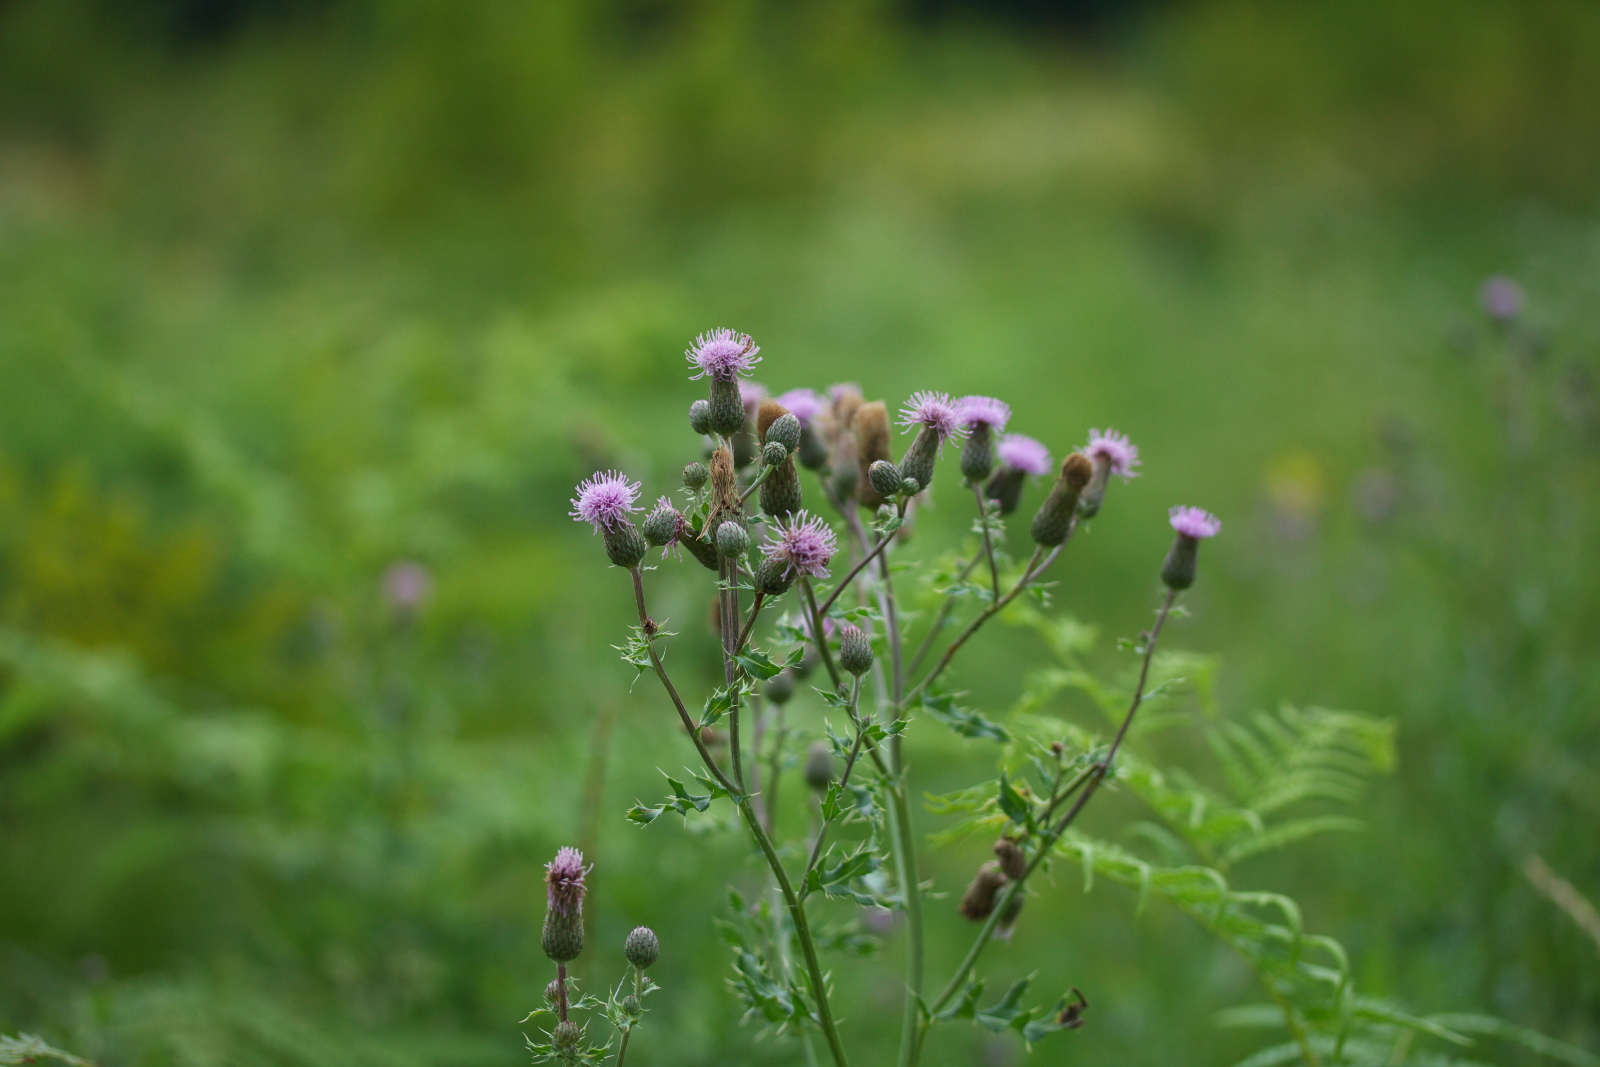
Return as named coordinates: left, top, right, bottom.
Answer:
left=754, top=555, right=796, bottom=596
left=759, top=459, right=804, bottom=520
left=544, top=979, right=563, bottom=1006
left=1161, top=538, right=1198, bottom=590
left=682, top=528, right=722, bottom=571
left=1030, top=453, right=1094, bottom=548
left=868, top=460, right=903, bottom=500
left=838, top=623, right=873, bottom=676
left=689, top=399, right=713, bottom=436
left=622, top=994, right=642, bottom=1017
left=804, top=741, right=836, bottom=791
left=707, top=378, right=746, bottom=437
left=797, top=425, right=829, bottom=470
left=715, top=520, right=749, bottom=559
left=960, top=424, right=995, bottom=484
left=624, top=925, right=660, bottom=969
left=766, top=412, right=802, bottom=454
left=899, top=478, right=921, bottom=496
left=552, top=1020, right=581, bottom=1051
left=762, top=440, right=788, bottom=466
left=1077, top=460, right=1111, bottom=519
left=765, top=670, right=796, bottom=704
left=985, top=467, right=1026, bottom=516
left=898, top=425, right=941, bottom=492
left=642, top=500, right=682, bottom=548
left=602, top=520, right=648, bottom=570
left=682, top=461, right=709, bottom=490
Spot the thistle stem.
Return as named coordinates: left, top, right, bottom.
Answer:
left=907, top=553, right=982, bottom=678
left=721, top=557, right=746, bottom=791
left=801, top=677, right=864, bottom=883
left=740, top=463, right=776, bottom=503
left=735, top=591, right=767, bottom=655
left=800, top=577, right=843, bottom=691
left=556, top=962, right=569, bottom=1023
left=972, top=484, right=1002, bottom=600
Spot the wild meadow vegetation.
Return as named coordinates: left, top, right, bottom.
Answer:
left=1, top=1, right=1598, bottom=1064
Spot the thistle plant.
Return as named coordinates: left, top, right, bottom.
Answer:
left=560, top=329, right=1594, bottom=1067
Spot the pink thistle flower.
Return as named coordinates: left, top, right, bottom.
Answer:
left=997, top=434, right=1051, bottom=476
left=1168, top=506, right=1221, bottom=539
left=760, top=510, right=838, bottom=579
left=897, top=391, right=965, bottom=442
left=775, top=388, right=825, bottom=425
left=569, top=470, right=641, bottom=531
left=545, top=846, right=589, bottom=918
left=686, top=328, right=761, bottom=382
left=956, top=395, right=1011, bottom=432
left=827, top=383, right=862, bottom=404
left=1085, top=428, right=1140, bottom=480
left=1479, top=275, right=1524, bottom=323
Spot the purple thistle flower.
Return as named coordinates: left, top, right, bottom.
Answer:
left=997, top=434, right=1051, bottom=476
left=775, top=388, right=825, bottom=426
left=1479, top=275, right=1524, bottom=323
left=760, top=510, right=838, bottom=579
left=545, top=846, right=589, bottom=917
left=686, top=328, right=761, bottom=382
left=956, top=395, right=1011, bottom=432
left=827, top=383, right=862, bottom=404
left=897, top=391, right=965, bottom=442
left=1085, top=428, right=1140, bottom=480
left=1169, top=505, right=1221, bottom=539
left=570, top=470, right=641, bottom=532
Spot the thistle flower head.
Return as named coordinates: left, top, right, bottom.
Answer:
left=897, top=391, right=965, bottom=442
left=545, top=847, right=589, bottom=916
left=1169, top=505, right=1221, bottom=539
left=686, top=328, right=761, bottom=382
left=570, top=471, right=641, bottom=532
left=1085, top=428, right=1140, bottom=480
left=1479, top=275, right=1524, bottom=323
left=997, top=434, right=1051, bottom=476
left=957, top=395, right=1011, bottom=432
left=775, top=388, right=824, bottom=426
left=760, top=510, right=838, bottom=579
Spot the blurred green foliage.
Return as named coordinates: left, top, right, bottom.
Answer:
left=0, top=0, right=1597, bottom=1063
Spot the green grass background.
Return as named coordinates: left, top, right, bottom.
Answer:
left=1, top=0, right=1597, bottom=1063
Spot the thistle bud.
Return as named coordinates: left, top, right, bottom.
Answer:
left=682, top=461, right=709, bottom=490
left=985, top=467, right=1026, bottom=516
left=715, top=520, right=750, bottom=559
left=959, top=861, right=1008, bottom=921
left=766, top=412, right=803, bottom=454
left=1161, top=506, right=1221, bottom=590
left=994, top=838, right=1027, bottom=881
left=898, top=426, right=941, bottom=493
left=541, top=847, right=588, bottom=963
left=853, top=402, right=893, bottom=509
left=797, top=424, right=830, bottom=470
left=544, top=979, right=564, bottom=1006
left=960, top=423, right=995, bottom=484
left=624, top=925, right=660, bottom=969
left=868, top=460, right=903, bottom=500
left=765, top=669, right=796, bottom=705
left=1030, top=453, right=1094, bottom=548
left=552, top=1020, right=581, bottom=1051
left=707, top=377, right=746, bottom=437
left=760, top=458, right=805, bottom=521
left=754, top=555, right=796, bottom=596
left=804, top=741, right=836, bottom=791
left=622, top=994, right=642, bottom=1017
left=603, top=520, right=649, bottom=570
left=682, top=528, right=722, bottom=571
left=689, top=399, right=713, bottom=436
left=642, top=499, right=682, bottom=548
left=838, top=623, right=874, bottom=676
left=762, top=440, right=788, bottom=466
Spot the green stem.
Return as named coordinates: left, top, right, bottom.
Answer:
left=801, top=677, right=865, bottom=883
left=972, top=484, right=1002, bottom=600
left=906, top=553, right=982, bottom=678
left=800, top=577, right=844, bottom=691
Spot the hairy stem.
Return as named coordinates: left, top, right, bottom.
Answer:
left=721, top=557, right=746, bottom=791
left=557, top=962, right=569, bottom=1023
left=972, top=484, right=1001, bottom=600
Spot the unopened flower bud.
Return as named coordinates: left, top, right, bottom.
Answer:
left=804, top=741, right=836, bottom=791
left=682, top=461, right=709, bottom=490
left=985, top=467, right=1026, bottom=516
left=603, top=520, right=649, bottom=570
left=853, top=402, right=893, bottom=508
left=760, top=458, right=805, bottom=520
left=838, top=624, right=873, bottom=676
left=552, top=1020, right=581, bottom=1050
left=707, top=377, right=746, bottom=437
left=682, top=528, right=721, bottom=571
left=868, top=460, right=903, bottom=500
left=959, top=861, right=1008, bottom=921
left=765, top=670, right=796, bottom=705
left=961, top=423, right=995, bottom=483
left=716, top=520, right=750, bottom=559
left=642, top=500, right=682, bottom=547
left=544, top=979, right=563, bottom=1006
left=899, top=478, right=921, bottom=496
left=766, top=412, right=802, bottom=454
left=689, top=399, right=713, bottom=436
left=541, top=847, right=588, bottom=963
left=622, top=994, right=642, bottom=1016
left=797, top=424, right=829, bottom=470
left=754, top=555, right=796, bottom=596
left=994, top=838, right=1027, bottom=882
left=1030, top=453, right=1094, bottom=547
left=1161, top=506, right=1221, bottom=590
left=762, top=440, right=788, bottom=466
left=898, top=426, right=941, bottom=493
left=624, top=925, right=659, bottom=969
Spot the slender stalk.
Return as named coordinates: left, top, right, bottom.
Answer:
left=800, top=577, right=843, bottom=690
left=556, top=962, right=569, bottom=1022
left=721, top=557, right=746, bottom=791
left=801, top=677, right=865, bottom=882
left=740, top=462, right=776, bottom=503
left=972, top=485, right=1001, bottom=600
left=925, top=588, right=1179, bottom=1021
left=765, top=702, right=788, bottom=837
left=878, top=550, right=904, bottom=706
left=735, top=591, right=767, bottom=655
left=818, top=507, right=901, bottom=616
left=890, top=776, right=924, bottom=1067
left=614, top=966, right=642, bottom=1067
left=906, top=553, right=981, bottom=678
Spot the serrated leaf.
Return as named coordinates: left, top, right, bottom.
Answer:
left=734, top=648, right=786, bottom=680
left=919, top=688, right=1010, bottom=742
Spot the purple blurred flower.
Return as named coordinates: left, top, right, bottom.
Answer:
left=828, top=383, right=862, bottom=404
left=570, top=470, right=641, bottom=531
left=997, top=434, right=1051, bottom=476
left=760, top=511, right=838, bottom=579
left=898, top=391, right=965, bottom=442
left=775, top=388, right=825, bottom=425
left=957, top=395, right=1011, bottom=432
left=739, top=379, right=767, bottom=418
left=545, top=847, right=589, bottom=918
left=1168, top=505, right=1221, bottom=539
left=686, top=328, right=761, bottom=381
left=1479, top=275, right=1524, bottom=323
left=1085, top=428, right=1140, bottom=480
left=383, top=561, right=433, bottom=613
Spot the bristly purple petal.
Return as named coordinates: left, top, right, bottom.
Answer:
left=897, top=391, right=965, bottom=442
left=570, top=470, right=642, bottom=531
left=759, top=510, right=838, bottom=579
left=545, top=846, right=589, bottom=917
left=686, top=328, right=761, bottom=382
left=1169, top=505, right=1221, bottom=539
left=775, top=388, right=825, bottom=426
left=957, top=395, right=1011, bottom=431
left=1085, top=428, right=1140, bottom=480
left=997, top=434, right=1051, bottom=476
